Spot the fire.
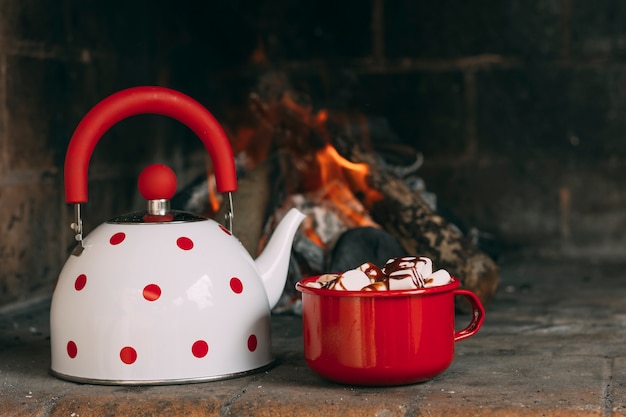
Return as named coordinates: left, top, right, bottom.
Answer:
left=207, top=113, right=384, bottom=244
left=315, top=144, right=383, bottom=208
left=203, top=74, right=385, bottom=254
left=252, top=139, right=384, bottom=255
left=285, top=142, right=384, bottom=250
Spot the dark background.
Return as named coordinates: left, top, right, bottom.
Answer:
left=1, top=0, right=625, bottom=307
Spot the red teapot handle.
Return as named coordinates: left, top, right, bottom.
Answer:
left=64, top=86, right=237, bottom=203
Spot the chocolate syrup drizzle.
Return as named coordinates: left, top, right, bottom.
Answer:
left=382, top=256, right=428, bottom=288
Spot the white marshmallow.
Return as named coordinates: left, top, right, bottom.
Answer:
left=358, top=262, right=384, bottom=281
left=414, top=257, right=433, bottom=281
left=331, top=269, right=372, bottom=291
left=388, top=275, right=419, bottom=290
left=383, top=256, right=433, bottom=288
left=316, top=274, right=340, bottom=284
left=424, top=269, right=451, bottom=287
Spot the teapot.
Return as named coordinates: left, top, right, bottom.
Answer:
left=50, top=86, right=305, bottom=385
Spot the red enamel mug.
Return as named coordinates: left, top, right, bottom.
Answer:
left=296, top=276, right=484, bottom=386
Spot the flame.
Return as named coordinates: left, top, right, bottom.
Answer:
left=288, top=143, right=384, bottom=249
left=204, top=84, right=385, bottom=256
left=255, top=140, right=384, bottom=254
left=315, top=144, right=383, bottom=209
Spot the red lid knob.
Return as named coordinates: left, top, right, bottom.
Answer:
left=138, top=164, right=177, bottom=200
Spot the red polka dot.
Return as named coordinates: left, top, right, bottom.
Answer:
left=218, top=224, right=232, bottom=236
left=67, top=341, right=78, bottom=358
left=192, top=340, right=209, bottom=358
left=110, top=232, right=126, bottom=245
left=176, top=237, right=194, bottom=250
left=74, top=274, right=87, bottom=291
left=120, top=346, right=137, bottom=364
left=247, top=334, right=258, bottom=352
left=229, top=277, right=243, bottom=294
left=143, top=284, right=161, bottom=301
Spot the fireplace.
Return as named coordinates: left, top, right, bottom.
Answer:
left=2, top=1, right=625, bottom=309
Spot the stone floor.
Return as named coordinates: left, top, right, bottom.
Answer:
left=1, top=254, right=625, bottom=416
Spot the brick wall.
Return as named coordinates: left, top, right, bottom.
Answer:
left=0, top=1, right=211, bottom=307
left=1, top=0, right=625, bottom=308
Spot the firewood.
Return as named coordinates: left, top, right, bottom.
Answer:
left=355, top=150, right=500, bottom=307
left=242, top=70, right=499, bottom=307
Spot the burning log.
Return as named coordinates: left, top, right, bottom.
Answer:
left=352, top=149, right=500, bottom=307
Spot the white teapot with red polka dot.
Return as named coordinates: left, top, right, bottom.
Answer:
left=50, top=87, right=306, bottom=385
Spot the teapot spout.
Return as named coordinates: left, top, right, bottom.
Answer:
left=255, top=208, right=306, bottom=309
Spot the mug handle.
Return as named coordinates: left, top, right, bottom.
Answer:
left=453, top=289, right=485, bottom=342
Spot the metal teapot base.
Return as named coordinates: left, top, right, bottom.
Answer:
left=49, top=359, right=276, bottom=386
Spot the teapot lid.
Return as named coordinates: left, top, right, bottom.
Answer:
left=107, top=164, right=208, bottom=225
left=107, top=210, right=207, bottom=225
